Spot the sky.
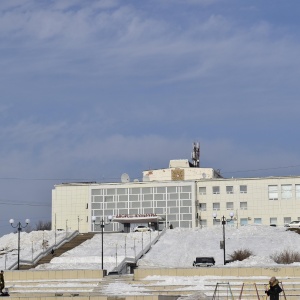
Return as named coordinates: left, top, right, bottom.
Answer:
left=1, top=226, right=300, bottom=297
left=1, top=0, right=300, bottom=235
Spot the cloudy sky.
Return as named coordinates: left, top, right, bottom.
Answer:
left=0, top=0, right=300, bottom=235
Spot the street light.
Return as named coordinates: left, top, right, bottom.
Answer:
left=92, top=215, right=112, bottom=270
left=77, top=216, right=82, bottom=232
left=9, top=218, right=30, bottom=270
left=212, top=212, right=234, bottom=265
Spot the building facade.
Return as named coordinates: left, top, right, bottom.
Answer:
left=52, top=159, right=300, bottom=233
left=52, top=180, right=197, bottom=233
left=197, top=176, right=300, bottom=228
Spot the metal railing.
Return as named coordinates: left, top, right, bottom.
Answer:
left=7, top=231, right=79, bottom=270
left=109, top=228, right=167, bottom=275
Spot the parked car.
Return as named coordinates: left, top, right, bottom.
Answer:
left=133, top=225, right=152, bottom=232
left=287, top=221, right=300, bottom=228
left=193, top=257, right=215, bottom=267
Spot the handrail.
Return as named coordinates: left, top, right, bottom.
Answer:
left=109, top=228, right=167, bottom=274
left=7, top=231, right=79, bottom=270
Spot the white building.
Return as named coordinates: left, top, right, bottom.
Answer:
left=52, top=145, right=300, bottom=233
left=196, top=176, right=300, bottom=228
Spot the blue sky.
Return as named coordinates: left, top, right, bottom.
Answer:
left=0, top=0, right=300, bottom=235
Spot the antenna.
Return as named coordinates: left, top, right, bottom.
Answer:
left=121, top=173, right=130, bottom=183
left=191, top=142, right=200, bottom=167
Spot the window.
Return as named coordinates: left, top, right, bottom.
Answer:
left=240, top=218, right=248, bottom=226
left=226, top=186, right=233, bottom=194
left=213, top=186, right=220, bottom=194
left=226, top=202, right=234, bottom=210
left=199, top=203, right=206, bottom=211
left=268, top=185, right=278, bottom=200
left=240, top=202, right=247, bottom=210
left=199, top=187, right=206, bottom=195
left=117, top=188, right=127, bottom=195
left=281, top=184, right=292, bottom=199
left=254, top=218, right=262, bottom=224
left=240, top=185, right=247, bottom=193
left=92, top=189, right=101, bottom=195
left=104, top=196, right=114, bottom=202
left=296, top=185, right=300, bottom=199
left=284, top=217, right=291, bottom=225
left=107, top=189, right=115, bottom=195
left=157, top=187, right=166, bottom=193
left=270, top=217, right=277, bottom=225
left=131, top=188, right=140, bottom=194
left=227, top=218, right=234, bottom=226
left=213, top=202, right=220, bottom=210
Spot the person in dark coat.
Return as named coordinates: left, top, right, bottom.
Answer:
left=265, top=276, right=282, bottom=300
left=0, top=270, right=5, bottom=294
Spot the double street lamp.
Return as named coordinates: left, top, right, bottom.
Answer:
left=212, top=212, right=234, bottom=265
left=92, top=215, right=112, bottom=270
left=9, top=218, right=30, bottom=270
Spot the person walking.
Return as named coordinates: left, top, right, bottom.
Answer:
left=0, top=270, right=5, bottom=294
left=265, top=276, right=282, bottom=300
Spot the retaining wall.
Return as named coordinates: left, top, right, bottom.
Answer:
left=3, top=269, right=105, bottom=281
left=134, top=266, right=300, bottom=280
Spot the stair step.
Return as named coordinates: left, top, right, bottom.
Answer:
left=19, top=233, right=96, bottom=270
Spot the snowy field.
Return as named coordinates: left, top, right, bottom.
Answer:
left=0, top=225, right=299, bottom=272
left=137, top=225, right=300, bottom=268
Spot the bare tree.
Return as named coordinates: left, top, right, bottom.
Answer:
left=35, top=220, right=52, bottom=231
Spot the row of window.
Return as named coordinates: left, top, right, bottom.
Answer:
left=92, top=193, right=191, bottom=202
left=199, top=217, right=300, bottom=226
left=268, top=184, right=300, bottom=200
left=92, top=186, right=192, bottom=196
left=199, top=184, right=300, bottom=200
left=94, top=207, right=191, bottom=214
left=199, top=185, right=247, bottom=195
left=92, top=201, right=193, bottom=211
left=199, top=201, right=247, bottom=211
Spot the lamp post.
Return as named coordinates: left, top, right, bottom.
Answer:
left=92, top=215, right=112, bottom=270
left=66, top=219, right=68, bottom=237
left=77, top=216, right=82, bottom=232
left=125, top=235, right=127, bottom=257
left=54, top=213, right=57, bottom=246
left=212, top=212, right=234, bottom=265
left=9, top=218, right=30, bottom=270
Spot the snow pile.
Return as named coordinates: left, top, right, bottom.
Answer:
left=0, top=231, right=67, bottom=270
left=137, top=226, right=300, bottom=268
left=0, top=225, right=299, bottom=272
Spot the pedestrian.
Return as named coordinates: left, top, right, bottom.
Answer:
left=0, top=270, right=5, bottom=294
left=265, top=276, right=282, bottom=300
left=51, top=249, right=55, bottom=256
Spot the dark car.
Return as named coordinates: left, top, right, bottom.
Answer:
left=193, top=257, right=215, bottom=267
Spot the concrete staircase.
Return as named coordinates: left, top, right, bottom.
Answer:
left=73, top=273, right=300, bottom=299
left=19, top=233, right=95, bottom=270
left=110, top=276, right=299, bottom=299
left=4, top=271, right=300, bottom=299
